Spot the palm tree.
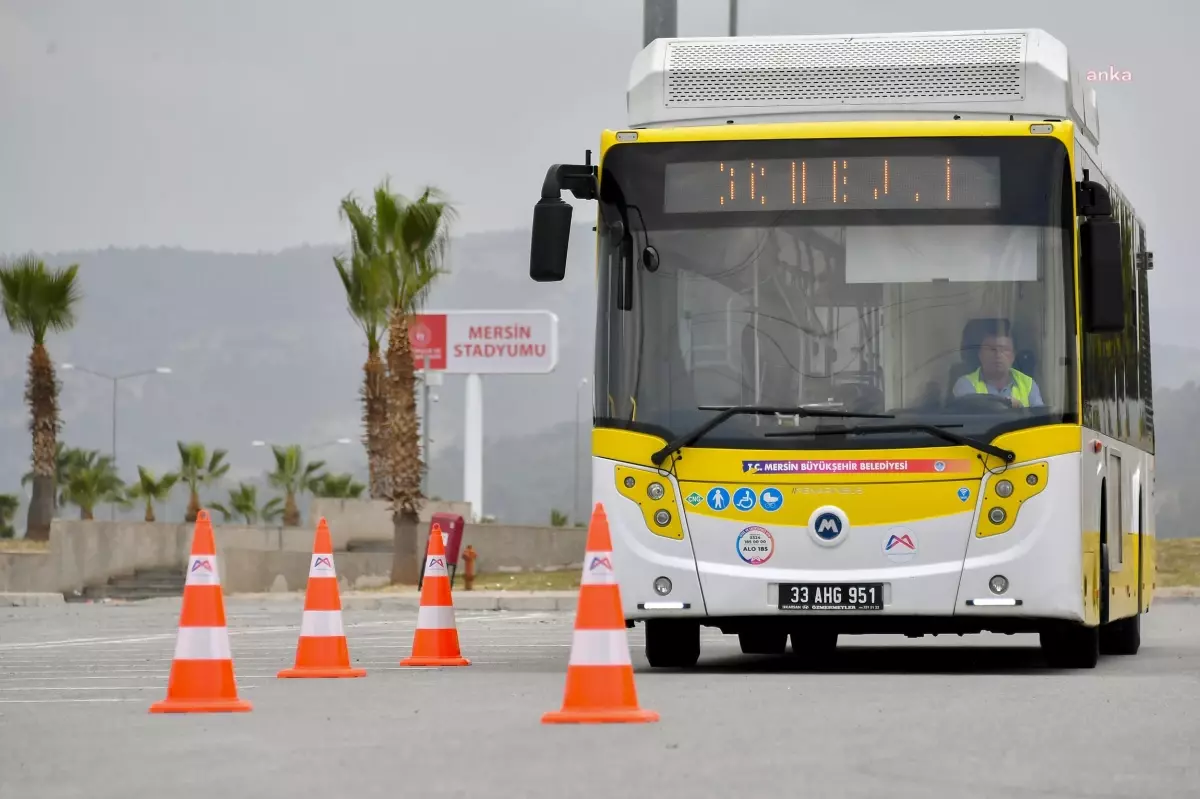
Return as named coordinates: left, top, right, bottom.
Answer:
left=312, top=472, right=367, bottom=499
left=0, top=256, right=81, bottom=540
left=260, top=495, right=284, bottom=525
left=265, top=444, right=326, bottom=527
left=343, top=181, right=455, bottom=583
left=126, top=466, right=180, bottom=522
left=332, top=235, right=391, bottom=500
left=60, top=450, right=125, bottom=520
left=176, top=442, right=230, bottom=522
left=22, top=443, right=89, bottom=515
left=211, top=482, right=283, bottom=525
left=0, top=493, right=19, bottom=538
left=387, top=187, right=454, bottom=582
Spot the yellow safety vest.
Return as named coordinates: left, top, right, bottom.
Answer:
left=965, top=368, right=1034, bottom=407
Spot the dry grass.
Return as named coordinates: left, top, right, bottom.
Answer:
left=369, top=568, right=582, bottom=593
left=463, top=569, right=581, bottom=592
left=0, top=539, right=50, bottom=553
left=1156, top=538, right=1200, bottom=587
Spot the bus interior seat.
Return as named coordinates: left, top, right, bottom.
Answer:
left=740, top=320, right=797, bottom=406
left=1015, top=348, right=1038, bottom=385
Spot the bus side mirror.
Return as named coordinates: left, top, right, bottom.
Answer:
left=1076, top=178, right=1112, bottom=217
left=529, top=160, right=597, bottom=283
left=1080, top=217, right=1126, bottom=333
left=530, top=199, right=572, bottom=282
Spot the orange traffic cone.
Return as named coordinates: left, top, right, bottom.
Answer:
left=542, top=503, right=658, bottom=724
left=400, top=523, right=469, bottom=667
left=150, top=510, right=252, bottom=713
left=278, top=518, right=366, bottom=679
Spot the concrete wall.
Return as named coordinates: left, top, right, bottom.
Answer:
left=0, top=514, right=585, bottom=595
left=310, top=498, right=474, bottom=549
left=459, top=525, right=586, bottom=573
left=0, top=522, right=192, bottom=594
left=220, top=551, right=394, bottom=594
left=214, top=524, right=587, bottom=593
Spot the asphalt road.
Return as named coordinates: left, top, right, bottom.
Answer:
left=2, top=597, right=1199, bottom=799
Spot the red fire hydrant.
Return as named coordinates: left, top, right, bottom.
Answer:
left=462, top=545, right=477, bottom=591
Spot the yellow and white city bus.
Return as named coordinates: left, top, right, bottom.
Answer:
left=528, top=29, right=1155, bottom=669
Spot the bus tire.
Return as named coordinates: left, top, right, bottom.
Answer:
left=1039, top=621, right=1099, bottom=669
left=1099, top=613, right=1141, bottom=655
left=644, top=619, right=700, bottom=668
left=739, top=629, right=788, bottom=655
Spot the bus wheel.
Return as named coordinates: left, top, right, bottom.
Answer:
left=643, top=619, right=700, bottom=668
left=1099, top=613, right=1141, bottom=655
left=739, top=629, right=788, bottom=655
left=1039, top=621, right=1099, bottom=669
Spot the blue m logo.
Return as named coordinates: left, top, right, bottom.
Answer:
left=814, top=513, right=843, bottom=540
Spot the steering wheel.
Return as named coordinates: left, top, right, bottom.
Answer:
left=948, top=392, right=1018, bottom=411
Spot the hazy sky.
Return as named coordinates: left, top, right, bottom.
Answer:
left=1, top=0, right=1195, bottom=334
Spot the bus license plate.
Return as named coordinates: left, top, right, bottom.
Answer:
left=779, top=583, right=883, bottom=611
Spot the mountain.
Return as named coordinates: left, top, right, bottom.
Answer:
left=0, top=224, right=599, bottom=528
left=1, top=226, right=1197, bottom=531
left=1148, top=343, right=1200, bottom=391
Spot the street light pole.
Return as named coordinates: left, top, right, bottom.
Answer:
left=729, top=0, right=738, bottom=36
left=574, top=377, right=589, bottom=526
left=643, top=0, right=677, bottom=46
left=60, top=363, right=172, bottom=520
left=421, top=355, right=431, bottom=497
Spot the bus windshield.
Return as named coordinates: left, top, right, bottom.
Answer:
left=593, top=135, right=1077, bottom=452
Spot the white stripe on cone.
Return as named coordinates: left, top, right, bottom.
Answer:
left=173, top=626, right=233, bottom=660
left=416, top=605, right=457, bottom=630
left=299, top=610, right=346, bottom=637
left=580, top=550, right=618, bottom=585
left=566, top=629, right=633, bottom=667
left=309, top=554, right=336, bottom=578
left=423, top=555, right=449, bottom=577
left=184, top=556, right=221, bottom=586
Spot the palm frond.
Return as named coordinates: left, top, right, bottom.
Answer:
left=209, top=502, right=234, bottom=522
left=261, top=496, right=284, bottom=523
left=333, top=250, right=388, bottom=354
left=339, top=195, right=379, bottom=260
left=0, top=255, right=82, bottom=344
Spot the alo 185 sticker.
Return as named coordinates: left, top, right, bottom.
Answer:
left=736, top=525, right=775, bottom=565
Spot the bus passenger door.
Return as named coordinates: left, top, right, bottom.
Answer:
left=1105, top=451, right=1125, bottom=621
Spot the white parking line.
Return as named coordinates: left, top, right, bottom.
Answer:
left=0, top=697, right=146, bottom=704
left=0, top=684, right=259, bottom=691
left=0, top=613, right=548, bottom=651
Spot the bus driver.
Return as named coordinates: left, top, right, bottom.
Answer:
left=951, top=325, right=1044, bottom=408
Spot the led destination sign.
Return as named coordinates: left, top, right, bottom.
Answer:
left=663, top=155, right=1001, bottom=213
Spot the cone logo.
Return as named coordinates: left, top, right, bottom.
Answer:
left=149, top=510, right=252, bottom=713
left=542, top=502, right=659, bottom=724
left=278, top=518, right=366, bottom=679
left=401, top=522, right=469, bottom=667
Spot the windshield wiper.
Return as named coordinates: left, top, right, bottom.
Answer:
left=764, top=422, right=1016, bottom=464
left=649, top=405, right=894, bottom=466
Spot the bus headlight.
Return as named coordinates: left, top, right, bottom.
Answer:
left=995, top=479, right=1014, bottom=498
left=988, top=507, right=1006, bottom=525
left=624, top=476, right=636, bottom=489
left=989, top=575, right=1009, bottom=595
left=654, top=576, right=672, bottom=596
left=654, top=509, right=672, bottom=527
left=647, top=481, right=665, bottom=500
